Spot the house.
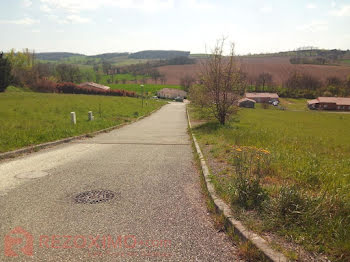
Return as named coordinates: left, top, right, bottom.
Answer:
left=245, top=93, right=279, bottom=103
left=307, top=97, right=350, bottom=111
left=157, top=88, right=187, bottom=99
left=79, top=82, right=110, bottom=91
left=238, top=98, right=256, bottom=108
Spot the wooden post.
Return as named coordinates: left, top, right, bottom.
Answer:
left=71, top=112, right=76, bottom=125
left=88, top=111, right=94, bottom=121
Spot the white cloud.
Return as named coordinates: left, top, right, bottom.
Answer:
left=0, top=17, right=39, bottom=25
left=260, top=6, right=272, bottom=13
left=65, top=15, right=90, bottom=24
left=331, top=1, right=336, bottom=8
left=330, top=5, right=350, bottom=16
left=40, top=4, right=52, bottom=13
left=297, top=21, right=328, bottom=32
left=186, top=0, right=213, bottom=10
left=40, top=0, right=175, bottom=13
left=306, top=3, right=316, bottom=9
left=21, top=0, right=32, bottom=8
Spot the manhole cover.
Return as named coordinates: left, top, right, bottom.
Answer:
left=16, top=171, right=49, bottom=179
left=74, top=190, right=115, bottom=204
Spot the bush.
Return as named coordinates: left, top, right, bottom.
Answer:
left=230, top=146, right=270, bottom=210
left=56, top=82, right=136, bottom=97
left=31, top=78, right=57, bottom=93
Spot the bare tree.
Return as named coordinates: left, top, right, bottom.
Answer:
left=180, top=74, right=196, bottom=92
left=255, top=72, right=273, bottom=92
left=141, top=77, right=148, bottom=84
left=193, top=39, right=245, bottom=125
left=160, top=74, right=167, bottom=85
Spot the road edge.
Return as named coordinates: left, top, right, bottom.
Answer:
left=0, top=105, right=164, bottom=161
left=186, top=106, right=288, bottom=262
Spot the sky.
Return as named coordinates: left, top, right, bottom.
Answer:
left=0, top=0, right=349, bottom=55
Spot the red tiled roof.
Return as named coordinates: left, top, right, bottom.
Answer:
left=79, top=82, right=110, bottom=91
left=307, top=97, right=350, bottom=106
left=245, top=92, right=279, bottom=98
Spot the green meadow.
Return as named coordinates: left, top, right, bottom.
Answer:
left=109, top=83, right=183, bottom=95
left=0, top=88, right=165, bottom=153
left=189, top=103, right=350, bottom=260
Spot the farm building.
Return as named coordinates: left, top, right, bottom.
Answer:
left=238, top=98, right=256, bottom=108
left=307, top=97, right=350, bottom=111
left=245, top=93, right=279, bottom=103
left=79, top=82, right=110, bottom=91
left=157, top=88, right=187, bottom=99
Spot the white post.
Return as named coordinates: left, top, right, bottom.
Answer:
left=88, top=111, right=94, bottom=121
left=71, top=112, right=76, bottom=125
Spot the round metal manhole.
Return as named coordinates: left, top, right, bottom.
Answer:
left=16, top=171, right=49, bottom=179
left=74, top=190, right=115, bottom=204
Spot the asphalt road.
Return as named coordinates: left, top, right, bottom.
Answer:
left=0, top=102, right=240, bottom=261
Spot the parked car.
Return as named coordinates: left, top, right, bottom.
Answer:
left=174, top=96, right=184, bottom=102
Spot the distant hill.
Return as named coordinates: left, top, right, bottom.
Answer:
left=89, top=52, right=129, bottom=59
left=35, top=50, right=191, bottom=63
left=128, top=50, right=190, bottom=59
left=243, top=49, right=350, bottom=59
left=35, top=52, right=84, bottom=61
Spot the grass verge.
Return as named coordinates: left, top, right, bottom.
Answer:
left=0, top=89, right=165, bottom=153
left=188, top=104, right=350, bottom=261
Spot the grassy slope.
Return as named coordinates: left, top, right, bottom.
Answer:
left=109, top=84, right=182, bottom=95
left=189, top=105, right=350, bottom=260
left=0, top=89, right=165, bottom=153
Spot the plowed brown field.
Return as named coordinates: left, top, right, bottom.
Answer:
left=157, top=57, right=350, bottom=85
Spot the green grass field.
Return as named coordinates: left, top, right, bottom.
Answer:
left=99, top=73, right=145, bottom=84
left=189, top=105, right=350, bottom=260
left=0, top=88, right=165, bottom=153
left=340, top=59, right=350, bottom=65
left=279, top=98, right=308, bottom=110
left=108, top=83, right=183, bottom=95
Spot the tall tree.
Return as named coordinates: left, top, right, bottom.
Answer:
left=0, top=52, right=12, bottom=92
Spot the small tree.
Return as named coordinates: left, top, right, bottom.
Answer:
left=102, top=61, right=112, bottom=75
left=160, top=74, right=167, bottom=85
left=0, top=52, right=12, bottom=92
left=255, top=72, right=273, bottom=92
left=194, top=39, right=245, bottom=125
left=180, top=74, right=196, bottom=92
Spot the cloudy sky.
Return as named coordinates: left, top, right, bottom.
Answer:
left=1, top=0, right=349, bottom=55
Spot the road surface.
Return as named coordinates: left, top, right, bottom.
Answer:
left=0, top=102, right=239, bottom=261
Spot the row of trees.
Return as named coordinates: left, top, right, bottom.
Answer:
left=245, top=71, right=350, bottom=98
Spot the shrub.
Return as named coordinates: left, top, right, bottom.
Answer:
left=56, top=82, right=136, bottom=97
left=230, top=146, right=270, bottom=210
left=31, top=78, right=57, bottom=93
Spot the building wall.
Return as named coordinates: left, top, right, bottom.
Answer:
left=247, top=97, right=278, bottom=103
left=239, top=101, right=255, bottom=108
left=311, top=103, right=350, bottom=111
